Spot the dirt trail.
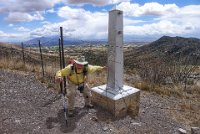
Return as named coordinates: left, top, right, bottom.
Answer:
left=0, top=69, right=191, bottom=134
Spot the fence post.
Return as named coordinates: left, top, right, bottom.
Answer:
left=21, top=42, right=25, bottom=67
left=59, top=27, right=68, bottom=124
left=38, top=40, right=45, bottom=79
left=60, top=27, right=66, bottom=94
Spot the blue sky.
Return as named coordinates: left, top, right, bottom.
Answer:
left=0, top=0, right=200, bottom=42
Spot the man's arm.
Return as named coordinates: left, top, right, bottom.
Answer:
left=87, top=65, right=107, bottom=74
left=55, top=65, right=71, bottom=83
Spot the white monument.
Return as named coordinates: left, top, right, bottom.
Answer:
left=91, top=9, right=140, bottom=117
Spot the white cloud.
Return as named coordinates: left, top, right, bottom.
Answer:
left=0, top=0, right=128, bottom=15
left=2, top=1, right=199, bottom=41
left=57, top=6, right=90, bottom=20
left=29, top=3, right=200, bottom=40
left=117, top=2, right=179, bottom=17
left=0, top=31, right=8, bottom=37
left=0, top=0, right=61, bottom=22
left=0, top=0, right=62, bottom=13
left=8, top=24, right=14, bottom=27
left=15, top=26, right=30, bottom=32
left=0, top=0, right=127, bottom=23
left=116, top=2, right=200, bottom=38
left=41, top=21, right=51, bottom=25
left=124, top=20, right=186, bottom=36
left=46, top=8, right=56, bottom=13
left=5, top=12, right=44, bottom=22
left=0, top=30, right=18, bottom=38
left=30, top=6, right=108, bottom=39
left=0, top=29, right=31, bottom=41
left=66, top=0, right=130, bottom=6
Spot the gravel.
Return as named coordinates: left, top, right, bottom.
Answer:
left=0, top=69, right=192, bottom=134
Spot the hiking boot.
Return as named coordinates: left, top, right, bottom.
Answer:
left=85, top=104, right=94, bottom=109
left=68, top=110, right=74, bottom=117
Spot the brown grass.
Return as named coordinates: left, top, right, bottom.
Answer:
left=133, top=81, right=183, bottom=97
left=1, top=44, right=199, bottom=99
left=0, top=56, right=57, bottom=91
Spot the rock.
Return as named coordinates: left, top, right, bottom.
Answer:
left=191, top=127, right=200, bottom=134
left=103, top=126, right=108, bottom=131
left=131, top=122, right=141, bottom=126
left=178, top=128, right=187, bottom=134
left=90, top=116, right=98, bottom=122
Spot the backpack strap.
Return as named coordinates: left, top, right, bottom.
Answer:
left=83, top=64, right=88, bottom=76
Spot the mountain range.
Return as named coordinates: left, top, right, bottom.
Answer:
left=1, top=35, right=199, bottom=66
left=23, top=36, right=107, bottom=47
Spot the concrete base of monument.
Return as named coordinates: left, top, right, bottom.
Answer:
left=91, top=85, right=140, bottom=118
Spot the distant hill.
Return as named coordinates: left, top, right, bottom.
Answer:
left=142, top=36, right=200, bottom=55
left=125, top=36, right=200, bottom=67
left=24, top=36, right=107, bottom=47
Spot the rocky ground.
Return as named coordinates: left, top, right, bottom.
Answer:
left=0, top=69, right=199, bottom=134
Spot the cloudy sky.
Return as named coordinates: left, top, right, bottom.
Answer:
left=0, top=0, right=200, bottom=42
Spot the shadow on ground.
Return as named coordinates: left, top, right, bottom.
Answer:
left=46, top=107, right=88, bottom=133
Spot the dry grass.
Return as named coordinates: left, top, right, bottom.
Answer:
left=0, top=58, right=25, bottom=70
left=1, top=44, right=199, bottom=98
left=167, top=98, right=200, bottom=127
left=88, top=71, right=107, bottom=87
left=0, top=57, right=41, bottom=72
left=133, top=81, right=183, bottom=97
left=193, top=85, right=200, bottom=94
left=0, top=56, right=57, bottom=91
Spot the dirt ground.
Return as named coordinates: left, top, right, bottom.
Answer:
left=0, top=69, right=199, bottom=134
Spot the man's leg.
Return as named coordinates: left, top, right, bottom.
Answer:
left=83, top=83, right=93, bottom=108
left=67, top=84, right=76, bottom=116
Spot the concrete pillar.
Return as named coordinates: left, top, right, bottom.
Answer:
left=91, top=9, right=140, bottom=118
left=107, top=10, right=123, bottom=91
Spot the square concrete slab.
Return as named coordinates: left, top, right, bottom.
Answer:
left=91, top=85, right=140, bottom=117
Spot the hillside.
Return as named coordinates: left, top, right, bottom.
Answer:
left=125, top=36, right=200, bottom=68
left=0, top=38, right=200, bottom=133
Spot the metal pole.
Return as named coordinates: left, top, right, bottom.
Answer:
left=58, top=38, right=63, bottom=93
left=60, top=27, right=68, bottom=125
left=39, top=40, right=45, bottom=78
left=21, top=42, right=25, bottom=67
left=60, top=27, right=67, bottom=94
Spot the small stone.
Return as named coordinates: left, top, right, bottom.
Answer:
left=15, top=119, right=21, bottom=124
left=131, top=122, right=141, bottom=126
left=90, top=116, right=98, bottom=122
left=191, top=127, right=200, bottom=134
left=178, top=128, right=187, bottom=134
left=103, top=126, right=108, bottom=131
left=89, top=109, right=96, bottom=113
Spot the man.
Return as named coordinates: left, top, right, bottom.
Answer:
left=55, top=56, right=106, bottom=116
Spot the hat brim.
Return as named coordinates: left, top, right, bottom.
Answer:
left=74, top=60, right=88, bottom=65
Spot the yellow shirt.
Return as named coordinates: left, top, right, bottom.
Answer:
left=56, top=64, right=103, bottom=85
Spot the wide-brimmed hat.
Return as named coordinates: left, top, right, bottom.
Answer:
left=74, top=56, right=88, bottom=65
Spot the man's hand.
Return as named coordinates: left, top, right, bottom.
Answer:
left=55, top=76, right=63, bottom=83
